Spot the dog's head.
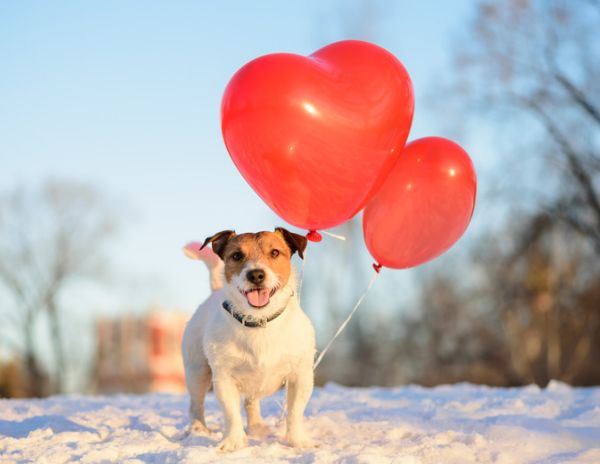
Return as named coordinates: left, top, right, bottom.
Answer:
left=201, top=228, right=307, bottom=313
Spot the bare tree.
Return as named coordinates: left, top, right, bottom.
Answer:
left=395, top=0, right=600, bottom=388
left=399, top=272, right=516, bottom=387
left=401, top=206, right=600, bottom=388
left=0, top=180, right=119, bottom=396
left=477, top=215, right=600, bottom=386
left=446, top=0, right=600, bottom=248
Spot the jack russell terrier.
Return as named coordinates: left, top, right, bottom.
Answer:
left=181, top=228, right=316, bottom=452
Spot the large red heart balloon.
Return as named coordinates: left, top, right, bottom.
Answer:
left=221, top=40, right=414, bottom=231
left=363, top=137, right=477, bottom=269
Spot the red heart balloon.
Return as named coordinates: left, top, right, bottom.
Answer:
left=363, top=137, right=477, bottom=269
left=221, top=40, right=414, bottom=231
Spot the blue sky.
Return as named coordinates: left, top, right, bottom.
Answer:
left=0, top=0, right=480, bottom=317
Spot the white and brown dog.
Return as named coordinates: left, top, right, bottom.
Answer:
left=181, top=228, right=316, bottom=452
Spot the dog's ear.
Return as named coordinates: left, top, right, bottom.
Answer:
left=200, top=230, right=236, bottom=260
left=275, top=227, right=308, bottom=260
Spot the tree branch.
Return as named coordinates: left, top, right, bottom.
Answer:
left=561, top=207, right=600, bottom=254
left=523, top=97, right=600, bottom=239
left=552, top=72, right=600, bottom=127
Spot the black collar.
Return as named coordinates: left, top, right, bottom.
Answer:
left=222, top=300, right=286, bottom=328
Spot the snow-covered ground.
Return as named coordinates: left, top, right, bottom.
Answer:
left=1, top=381, right=599, bottom=463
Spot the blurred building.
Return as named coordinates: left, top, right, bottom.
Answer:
left=95, top=311, right=189, bottom=394
left=0, top=353, right=27, bottom=398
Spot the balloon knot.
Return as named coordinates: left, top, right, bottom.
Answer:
left=373, top=263, right=383, bottom=273
left=306, top=231, right=322, bottom=242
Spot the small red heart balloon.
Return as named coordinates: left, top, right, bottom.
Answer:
left=363, top=137, right=477, bottom=269
left=221, top=40, right=414, bottom=231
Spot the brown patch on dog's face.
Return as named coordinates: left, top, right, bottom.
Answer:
left=220, top=231, right=293, bottom=286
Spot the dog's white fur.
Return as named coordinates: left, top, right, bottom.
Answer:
left=181, top=236, right=316, bottom=452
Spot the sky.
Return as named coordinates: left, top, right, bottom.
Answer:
left=0, top=0, right=481, bottom=320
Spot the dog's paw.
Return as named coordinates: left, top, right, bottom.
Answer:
left=189, top=420, right=211, bottom=435
left=217, top=432, right=247, bottom=453
left=286, top=431, right=316, bottom=449
left=247, top=422, right=271, bottom=437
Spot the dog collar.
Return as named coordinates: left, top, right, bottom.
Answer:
left=222, top=300, right=286, bottom=328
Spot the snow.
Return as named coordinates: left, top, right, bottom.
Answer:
left=1, top=381, right=599, bottom=463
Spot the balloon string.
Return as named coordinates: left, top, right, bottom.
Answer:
left=313, top=270, right=379, bottom=370
left=279, top=269, right=380, bottom=423
left=321, top=230, right=346, bottom=241
left=306, top=230, right=347, bottom=242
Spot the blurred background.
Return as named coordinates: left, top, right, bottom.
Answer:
left=1, top=0, right=599, bottom=398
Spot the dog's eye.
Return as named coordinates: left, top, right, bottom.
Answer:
left=231, top=252, right=243, bottom=261
left=271, top=249, right=280, bottom=258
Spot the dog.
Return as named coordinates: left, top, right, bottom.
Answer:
left=181, top=228, right=316, bottom=452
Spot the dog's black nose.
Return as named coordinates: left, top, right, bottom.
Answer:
left=247, top=269, right=266, bottom=285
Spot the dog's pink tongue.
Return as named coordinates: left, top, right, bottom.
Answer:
left=247, top=289, right=270, bottom=307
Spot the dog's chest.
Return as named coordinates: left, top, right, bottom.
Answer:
left=212, top=329, right=303, bottom=397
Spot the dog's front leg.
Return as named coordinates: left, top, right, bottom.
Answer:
left=286, top=366, right=315, bottom=448
left=213, top=375, right=246, bottom=452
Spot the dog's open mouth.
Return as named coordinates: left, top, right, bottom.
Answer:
left=241, top=288, right=277, bottom=308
